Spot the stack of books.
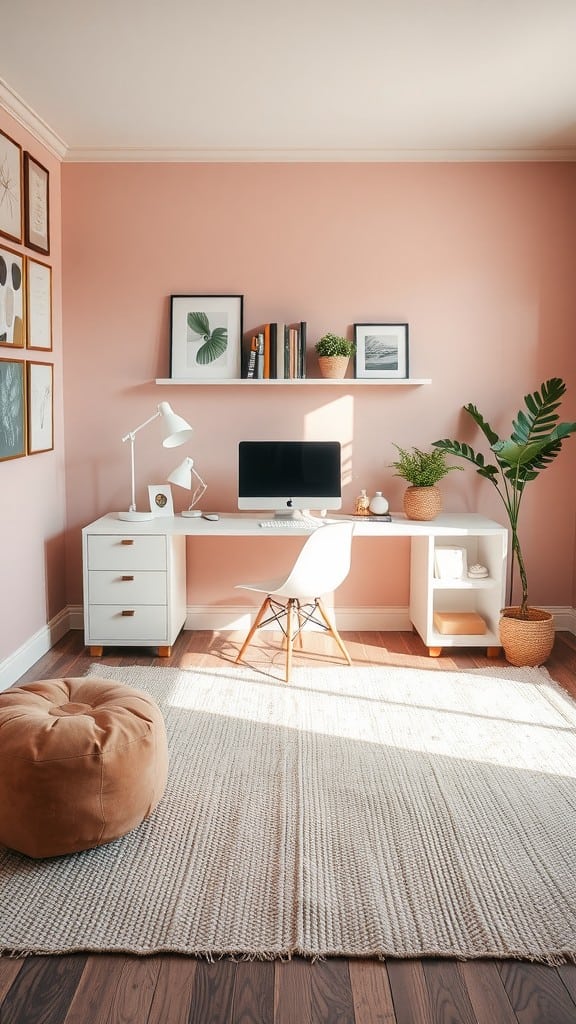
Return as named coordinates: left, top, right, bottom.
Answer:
left=242, top=322, right=307, bottom=379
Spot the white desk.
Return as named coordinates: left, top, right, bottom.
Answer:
left=82, top=512, right=508, bottom=657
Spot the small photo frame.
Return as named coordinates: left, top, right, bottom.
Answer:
left=0, top=246, right=25, bottom=348
left=170, top=294, right=243, bottom=380
left=0, top=129, right=22, bottom=244
left=27, top=360, right=53, bottom=454
left=354, top=323, right=409, bottom=379
left=0, top=358, right=26, bottom=460
left=26, top=257, right=52, bottom=350
left=24, top=153, right=50, bottom=255
left=148, top=484, right=174, bottom=516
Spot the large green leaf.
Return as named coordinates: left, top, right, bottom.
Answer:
left=196, top=326, right=228, bottom=365
left=187, top=311, right=211, bottom=338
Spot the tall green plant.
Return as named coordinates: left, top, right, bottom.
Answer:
left=433, top=378, right=576, bottom=618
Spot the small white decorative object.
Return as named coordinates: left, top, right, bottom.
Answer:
left=468, top=563, right=489, bottom=579
left=369, top=491, right=389, bottom=515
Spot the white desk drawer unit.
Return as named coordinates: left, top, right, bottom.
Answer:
left=82, top=528, right=186, bottom=657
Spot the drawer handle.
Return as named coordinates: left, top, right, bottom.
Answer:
left=121, top=609, right=135, bottom=617
left=121, top=539, right=134, bottom=546
left=121, top=575, right=135, bottom=581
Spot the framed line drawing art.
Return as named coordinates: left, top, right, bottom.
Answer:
left=0, top=358, right=26, bottom=461
left=0, top=129, right=22, bottom=244
left=26, top=257, right=52, bottom=351
left=24, top=152, right=50, bottom=255
left=354, top=322, right=409, bottom=379
left=27, top=360, right=53, bottom=454
left=170, top=294, right=243, bottom=380
left=0, top=245, right=25, bottom=348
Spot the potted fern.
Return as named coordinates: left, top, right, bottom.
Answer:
left=315, top=333, right=355, bottom=379
left=433, top=378, right=576, bottom=666
left=390, top=445, right=462, bottom=520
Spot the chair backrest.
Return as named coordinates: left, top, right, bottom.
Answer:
left=270, top=522, right=355, bottom=600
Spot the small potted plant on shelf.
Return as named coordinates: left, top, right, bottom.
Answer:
left=315, top=333, right=355, bottom=379
left=390, top=445, right=462, bottom=521
left=433, top=377, right=576, bottom=667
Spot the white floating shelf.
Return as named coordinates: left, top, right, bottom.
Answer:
left=155, top=378, right=432, bottom=386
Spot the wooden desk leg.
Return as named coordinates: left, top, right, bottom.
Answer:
left=89, top=646, right=103, bottom=657
left=157, top=646, right=171, bottom=658
left=428, top=646, right=442, bottom=657
left=486, top=646, right=501, bottom=658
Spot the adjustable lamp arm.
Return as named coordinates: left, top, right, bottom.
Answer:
left=122, top=410, right=162, bottom=513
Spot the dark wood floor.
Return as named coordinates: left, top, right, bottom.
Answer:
left=3, top=627, right=576, bottom=1024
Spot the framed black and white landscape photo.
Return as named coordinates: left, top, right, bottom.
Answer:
left=354, top=323, right=409, bottom=379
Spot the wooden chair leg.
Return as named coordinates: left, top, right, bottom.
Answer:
left=316, top=597, right=352, bottom=665
left=295, top=600, right=304, bottom=650
left=236, top=595, right=273, bottom=664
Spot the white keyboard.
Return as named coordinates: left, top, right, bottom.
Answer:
left=258, top=518, right=322, bottom=529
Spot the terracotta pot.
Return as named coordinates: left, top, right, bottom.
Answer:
left=498, top=606, right=555, bottom=667
left=403, top=485, right=442, bottom=521
left=317, top=356, right=350, bottom=379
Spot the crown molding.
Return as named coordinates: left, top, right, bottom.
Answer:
left=0, top=77, right=67, bottom=160
left=64, top=145, right=576, bottom=163
left=1, top=78, right=575, bottom=165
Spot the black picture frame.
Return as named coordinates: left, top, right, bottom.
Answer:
left=354, top=323, right=409, bottom=379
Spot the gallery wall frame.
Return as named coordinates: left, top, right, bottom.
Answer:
left=27, top=360, right=54, bottom=454
left=354, top=322, right=409, bottom=379
left=0, top=245, right=25, bottom=349
left=24, top=152, right=50, bottom=255
left=170, top=294, right=243, bottom=380
left=0, top=358, right=26, bottom=461
left=0, top=129, right=22, bottom=244
left=26, top=257, right=52, bottom=351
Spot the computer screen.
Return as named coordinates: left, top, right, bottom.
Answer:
left=238, top=441, right=342, bottom=516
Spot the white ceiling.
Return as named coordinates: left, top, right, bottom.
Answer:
left=2, top=0, right=576, bottom=162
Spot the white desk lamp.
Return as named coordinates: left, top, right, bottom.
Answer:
left=118, top=401, right=194, bottom=522
left=168, top=456, right=207, bottom=517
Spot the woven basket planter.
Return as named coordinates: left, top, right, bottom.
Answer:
left=403, top=485, right=442, bottom=521
left=499, top=607, right=555, bottom=667
left=318, top=356, right=350, bottom=379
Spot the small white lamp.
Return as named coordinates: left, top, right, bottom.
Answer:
left=167, top=456, right=207, bottom=517
left=118, top=401, right=194, bottom=522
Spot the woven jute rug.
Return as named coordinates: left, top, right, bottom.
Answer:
left=1, top=661, right=576, bottom=962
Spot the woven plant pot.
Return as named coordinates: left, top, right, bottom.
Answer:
left=403, top=485, right=442, bottom=521
left=499, top=607, right=555, bottom=667
left=318, top=356, right=349, bottom=379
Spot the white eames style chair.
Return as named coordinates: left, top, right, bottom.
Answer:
left=235, top=521, right=355, bottom=682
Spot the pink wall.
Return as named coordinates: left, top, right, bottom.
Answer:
left=61, top=161, right=576, bottom=615
left=0, top=110, right=64, bottom=665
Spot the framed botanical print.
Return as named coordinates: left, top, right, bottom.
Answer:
left=170, top=294, right=243, bottom=380
left=0, top=246, right=25, bottom=348
left=0, top=358, right=26, bottom=460
left=27, top=360, right=54, bottom=454
left=0, top=129, right=22, bottom=244
left=24, top=153, right=50, bottom=255
left=26, top=257, right=52, bottom=350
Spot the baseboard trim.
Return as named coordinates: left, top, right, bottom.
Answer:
left=2, top=604, right=575, bottom=690
left=0, top=609, right=70, bottom=692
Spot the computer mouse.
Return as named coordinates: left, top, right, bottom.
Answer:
left=202, top=513, right=220, bottom=521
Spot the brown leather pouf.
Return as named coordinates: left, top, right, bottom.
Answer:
left=0, top=677, right=168, bottom=858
